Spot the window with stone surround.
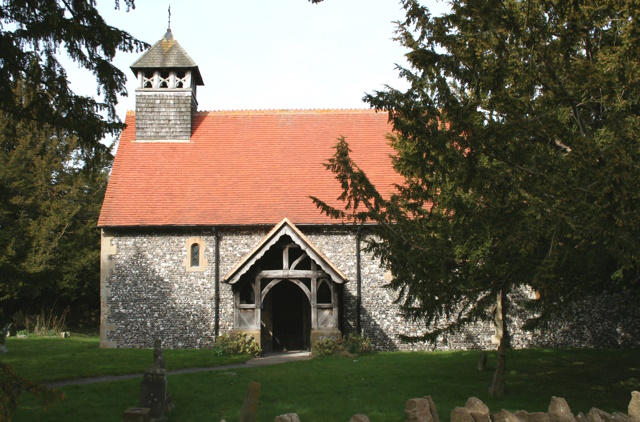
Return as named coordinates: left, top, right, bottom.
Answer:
left=184, top=237, right=207, bottom=272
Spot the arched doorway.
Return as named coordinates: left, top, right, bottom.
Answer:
left=261, top=280, right=311, bottom=352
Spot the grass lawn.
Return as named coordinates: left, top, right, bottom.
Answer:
left=2, top=334, right=250, bottom=382
left=6, top=336, right=640, bottom=421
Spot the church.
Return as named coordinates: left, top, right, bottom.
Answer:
left=96, top=27, right=472, bottom=351
left=99, top=29, right=633, bottom=351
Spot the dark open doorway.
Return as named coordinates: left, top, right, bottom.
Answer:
left=262, top=280, right=310, bottom=352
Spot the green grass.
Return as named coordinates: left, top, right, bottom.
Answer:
left=2, top=335, right=250, bottom=382
left=6, top=337, right=640, bottom=421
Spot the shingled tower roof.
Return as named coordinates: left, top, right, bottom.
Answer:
left=131, top=29, right=204, bottom=86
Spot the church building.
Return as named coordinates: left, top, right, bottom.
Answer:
left=97, top=28, right=480, bottom=350
left=100, top=29, right=635, bottom=351
left=98, top=30, right=640, bottom=351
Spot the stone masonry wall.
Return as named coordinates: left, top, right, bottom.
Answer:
left=102, top=226, right=640, bottom=350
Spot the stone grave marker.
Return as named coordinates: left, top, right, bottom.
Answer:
left=138, top=339, right=172, bottom=421
left=239, top=381, right=261, bottom=422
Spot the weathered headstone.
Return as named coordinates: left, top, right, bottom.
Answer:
left=349, top=414, right=371, bottom=422
left=239, top=381, right=261, bottom=422
left=138, top=339, right=171, bottom=421
left=153, top=339, right=165, bottom=370
left=275, top=413, right=301, bottom=422
left=548, top=397, right=576, bottom=422
left=630, top=391, right=640, bottom=422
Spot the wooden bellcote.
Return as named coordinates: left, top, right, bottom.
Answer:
left=130, top=28, right=204, bottom=142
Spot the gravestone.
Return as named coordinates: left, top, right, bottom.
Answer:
left=152, top=339, right=165, bottom=370
left=239, top=381, right=261, bottom=422
left=138, top=339, right=172, bottom=421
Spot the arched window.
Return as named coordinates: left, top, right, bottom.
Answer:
left=190, top=243, right=200, bottom=267
left=317, top=280, right=332, bottom=304
left=184, top=237, right=207, bottom=272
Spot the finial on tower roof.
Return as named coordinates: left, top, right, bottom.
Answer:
left=164, top=5, right=173, bottom=40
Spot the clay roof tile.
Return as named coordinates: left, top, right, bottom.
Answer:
left=98, top=109, right=400, bottom=227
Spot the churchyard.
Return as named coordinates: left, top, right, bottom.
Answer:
left=4, top=334, right=639, bottom=421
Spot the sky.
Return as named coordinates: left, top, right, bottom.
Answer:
left=64, top=0, right=448, bottom=123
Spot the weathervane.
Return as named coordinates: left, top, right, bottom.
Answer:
left=168, top=5, right=171, bottom=30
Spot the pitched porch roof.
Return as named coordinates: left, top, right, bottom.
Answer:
left=223, top=218, right=348, bottom=285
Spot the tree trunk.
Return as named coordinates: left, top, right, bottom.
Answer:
left=488, top=290, right=509, bottom=397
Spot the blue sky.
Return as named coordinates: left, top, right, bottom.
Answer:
left=66, top=0, right=447, bottom=121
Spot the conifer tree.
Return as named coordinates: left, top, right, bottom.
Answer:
left=314, top=0, right=640, bottom=395
left=0, top=0, right=146, bottom=158
left=0, top=82, right=110, bottom=317
left=0, top=0, right=144, bottom=317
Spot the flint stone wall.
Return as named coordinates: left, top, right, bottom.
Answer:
left=101, top=226, right=640, bottom=350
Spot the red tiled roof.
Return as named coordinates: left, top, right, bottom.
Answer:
left=98, top=109, right=400, bottom=227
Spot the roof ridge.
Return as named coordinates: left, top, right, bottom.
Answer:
left=195, top=108, right=378, bottom=115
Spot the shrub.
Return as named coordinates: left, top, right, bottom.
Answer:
left=312, top=334, right=373, bottom=357
left=312, top=336, right=344, bottom=357
left=345, top=334, right=372, bottom=355
left=213, top=333, right=262, bottom=357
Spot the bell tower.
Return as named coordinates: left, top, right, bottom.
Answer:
left=130, top=28, right=204, bottom=141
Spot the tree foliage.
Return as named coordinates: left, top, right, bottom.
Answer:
left=0, top=0, right=145, bottom=319
left=0, top=82, right=110, bottom=318
left=313, top=0, right=640, bottom=393
left=0, top=0, right=146, bottom=161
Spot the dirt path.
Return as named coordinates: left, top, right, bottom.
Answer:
left=45, top=350, right=312, bottom=388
